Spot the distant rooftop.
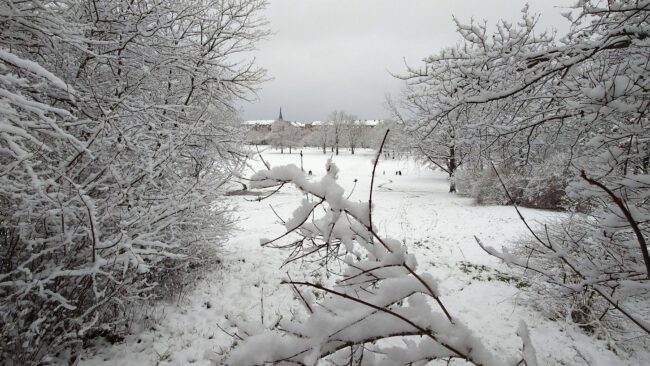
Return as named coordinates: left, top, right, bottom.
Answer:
left=245, top=119, right=384, bottom=127
left=243, top=119, right=275, bottom=125
left=362, top=119, right=381, bottom=126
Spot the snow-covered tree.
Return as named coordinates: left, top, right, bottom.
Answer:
left=305, top=123, right=331, bottom=154
left=389, top=87, right=473, bottom=192
left=287, top=123, right=308, bottom=154
left=345, top=118, right=363, bottom=154
left=395, top=0, right=650, bottom=345
left=269, top=120, right=303, bottom=154
left=269, top=121, right=288, bottom=153
left=328, top=110, right=354, bottom=155
left=369, top=119, right=411, bottom=158
left=0, top=0, right=268, bottom=363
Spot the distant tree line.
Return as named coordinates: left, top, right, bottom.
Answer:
left=246, top=111, right=401, bottom=155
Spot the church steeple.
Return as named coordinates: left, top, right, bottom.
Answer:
left=278, top=107, right=284, bottom=121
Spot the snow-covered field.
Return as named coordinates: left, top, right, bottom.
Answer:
left=79, top=147, right=648, bottom=366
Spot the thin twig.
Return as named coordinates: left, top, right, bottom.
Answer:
left=287, top=272, right=313, bottom=314
left=490, top=162, right=547, bottom=246
left=369, top=129, right=390, bottom=231
left=256, top=144, right=271, bottom=170
left=580, top=170, right=650, bottom=279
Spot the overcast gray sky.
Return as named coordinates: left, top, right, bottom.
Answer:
left=239, top=0, right=569, bottom=122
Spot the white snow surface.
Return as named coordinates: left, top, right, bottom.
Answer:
left=78, top=147, right=649, bottom=366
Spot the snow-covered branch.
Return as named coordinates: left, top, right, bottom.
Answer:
left=228, top=131, right=537, bottom=365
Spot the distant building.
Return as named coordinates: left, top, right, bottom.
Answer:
left=243, top=117, right=383, bottom=131
left=243, top=109, right=383, bottom=145
left=243, top=119, right=274, bottom=132
left=272, top=107, right=304, bottom=128
left=309, top=119, right=380, bottom=128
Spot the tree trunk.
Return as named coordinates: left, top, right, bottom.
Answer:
left=335, top=135, right=339, bottom=155
left=351, top=146, right=355, bottom=155
left=322, top=143, right=326, bottom=154
left=448, top=144, right=456, bottom=193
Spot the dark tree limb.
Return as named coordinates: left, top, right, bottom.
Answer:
left=580, top=170, right=650, bottom=279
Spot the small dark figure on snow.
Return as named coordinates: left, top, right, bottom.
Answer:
left=308, top=170, right=313, bottom=176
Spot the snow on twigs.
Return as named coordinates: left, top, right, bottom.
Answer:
left=232, top=152, right=534, bottom=365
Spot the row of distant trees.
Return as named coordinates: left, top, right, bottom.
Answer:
left=247, top=110, right=397, bottom=155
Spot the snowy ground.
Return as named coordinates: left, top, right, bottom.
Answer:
left=79, top=147, right=648, bottom=366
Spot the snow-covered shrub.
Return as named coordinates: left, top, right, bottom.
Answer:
left=0, top=0, right=266, bottom=363
left=477, top=161, right=649, bottom=349
left=513, top=220, right=617, bottom=330
left=479, top=166, right=650, bottom=350
left=481, top=207, right=650, bottom=351
left=455, top=154, right=571, bottom=210
left=456, top=166, right=527, bottom=206
left=473, top=165, right=527, bottom=206
left=226, top=133, right=538, bottom=365
left=521, top=175, right=566, bottom=210
left=519, top=154, right=572, bottom=210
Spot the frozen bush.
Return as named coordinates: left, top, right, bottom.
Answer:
left=487, top=214, right=650, bottom=352
left=520, top=154, right=572, bottom=210
left=456, top=165, right=526, bottom=206
left=475, top=166, right=526, bottom=206
left=0, top=0, right=266, bottom=364
left=456, top=154, right=571, bottom=210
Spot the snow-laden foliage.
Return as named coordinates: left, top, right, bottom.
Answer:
left=0, top=0, right=267, bottom=363
left=456, top=153, right=572, bottom=209
left=328, top=110, right=354, bottom=156
left=299, top=116, right=381, bottom=155
left=269, top=121, right=305, bottom=154
left=228, top=133, right=537, bottom=365
left=395, top=0, right=650, bottom=347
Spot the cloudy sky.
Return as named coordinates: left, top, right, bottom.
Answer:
left=239, top=0, right=569, bottom=122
